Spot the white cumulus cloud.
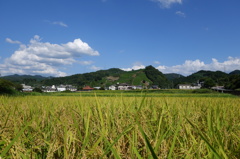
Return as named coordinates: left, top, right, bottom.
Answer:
left=152, top=0, right=182, bottom=8
left=156, top=57, right=240, bottom=75
left=121, top=62, right=146, bottom=71
left=0, top=35, right=100, bottom=76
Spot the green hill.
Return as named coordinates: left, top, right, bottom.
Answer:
left=103, top=69, right=151, bottom=86
left=145, top=65, right=169, bottom=88
left=229, top=70, right=240, bottom=75
left=172, top=70, right=227, bottom=83
left=40, top=68, right=152, bottom=88
left=169, top=70, right=229, bottom=88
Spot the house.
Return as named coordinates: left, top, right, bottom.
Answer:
left=66, top=85, right=77, bottom=92
left=56, top=85, right=77, bottom=92
left=57, top=85, right=66, bottom=92
left=21, top=84, right=34, bottom=92
left=178, top=84, right=201, bottom=90
left=151, top=85, right=159, bottom=89
left=191, top=84, right=201, bottom=89
left=178, top=84, right=191, bottom=89
left=82, top=86, right=94, bottom=91
left=42, top=85, right=57, bottom=92
left=57, top=84, right=77, bottom=92
left=109, top=85, right=117, bottom=90
left=118, top=83, right=132, bottom=90
left=131, top=86, right=137, bottom=90
left=135, top=85, right=143, bottom=90
left=42, top=85, right=77, bottom=92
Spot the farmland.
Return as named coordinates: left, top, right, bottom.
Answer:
left=0, top=91, right=240, bottom=158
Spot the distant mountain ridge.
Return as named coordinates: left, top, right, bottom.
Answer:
left=1, top=74, right=51, bottom=81
left=1, top=68, right=240, bottom=89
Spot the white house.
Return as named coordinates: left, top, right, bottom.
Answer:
left=135, top=85, right=143, bottom=90
left=21, top=84, right=34, bottom=92
left=178, top=84, right=201, bottom=89
left=42, top=85, right=77, bottom=92
left=57, top=85, right=66, bottom=92
left=56, top=85, right=77, bottom=92
left=67, top=85, right=77, bottom=92
left=118, top=83, right=132, bottom=90
left=42, top=86, right=57, bottom=92
left=109, top=85, right=117, bottom=90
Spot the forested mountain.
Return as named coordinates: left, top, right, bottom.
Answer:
left=41, top=68, right=150, bottom=88
left=229, top=70, right=240, bottom=75
left=144, top=65, right=169, bottom=88
left=1, top=67, right=240, bottom=90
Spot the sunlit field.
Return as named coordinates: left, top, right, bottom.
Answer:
left=0, top=91, right=240, bottom=158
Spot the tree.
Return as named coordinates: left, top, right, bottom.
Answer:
left=15, top=84, right=23, bottom=91
left=0, top=79, right=16, bottom=95
left=202, top=78, right=215, bottom=88
left=33, top=87, right=43, bottom=93
left=225, top=75, right=240, bottom=90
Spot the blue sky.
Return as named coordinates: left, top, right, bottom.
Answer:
left=0, top=0, right=240, bottom=76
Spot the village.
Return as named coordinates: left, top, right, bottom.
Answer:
left=21, top=82, right=203, bottom=92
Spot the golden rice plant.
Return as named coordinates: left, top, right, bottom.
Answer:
left=0, top=94, right=240, bottom=158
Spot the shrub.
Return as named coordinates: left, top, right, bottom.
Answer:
left=192, top=88, right=214, bottom=93
left=33, top=87, right=43, bottom=93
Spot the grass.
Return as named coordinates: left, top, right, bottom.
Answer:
left=0, top=92, right=240, bottom=158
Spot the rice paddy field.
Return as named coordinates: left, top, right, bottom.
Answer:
left=0, top=91, right=240, bottom=158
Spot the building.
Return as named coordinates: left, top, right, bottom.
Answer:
left=118, top=83, right=132, bottom=90
left=66, top=85, right=77, bottom=92
left=135, top=85, right=143, bottom=90
left=42, top=85, right=57, bottom=92
left=82, top=86, right=94, bottom=91
left=57, top=85, right=66, bottom=92
left=109, top=85, right=117, bottom=90
left=56, top=85, right=77, bottom=92
left=178, top=84, right=201, bottom=90
left=21, top=84, right=34, bottom=92
left=42, top=85, right=77, bottom=92
left=151, top=85, right=159, bottom=89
